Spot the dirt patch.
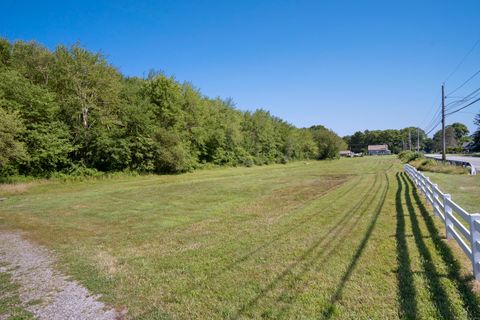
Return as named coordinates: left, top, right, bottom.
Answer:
left=0, top=231, right=124, bottom=320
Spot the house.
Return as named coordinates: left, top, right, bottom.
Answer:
left=339, top=150, right=354, bottom=157
left=462, top=141, right=475, bottom=153
left=368, top=144, right=391, bottom=155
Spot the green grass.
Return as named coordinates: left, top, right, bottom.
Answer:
left=421, top=172, right=480, bottom=213
left=0, top=264, right=34, bottom=320
left=1, top=156, right=480, bottom=319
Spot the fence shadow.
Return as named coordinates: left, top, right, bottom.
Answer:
left=275, top=175, right=387, bottom=317
left=319, top=173, right=389, bottom=320
left=395, top=172, right=418, bottom=319
left=405, top=174, right=480, bottom=319
left=231, top=174, right=382, bottom=319
left=219, top=178, right=360, bottom=275
left=402, top=173, right=457, bottom=319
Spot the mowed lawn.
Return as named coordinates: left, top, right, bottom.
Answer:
left=1, top=157, right=480, bottom=319
left=420, top=171, right=480, bottom=213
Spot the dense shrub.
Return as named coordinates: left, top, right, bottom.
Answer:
left=415, top=159, right=468, bottom=175
left=398, top=151, right=423, bottom=163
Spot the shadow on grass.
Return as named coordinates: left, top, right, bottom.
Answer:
left=319, top=173, right=389, bottom=320
left=401, top=173, right=457, bottom=319
left=220, top=159, right=391, bottom=279
left=275, top=173, right=389, bottom=317
left=404, top=173, right=480, bottom=319
left=232, top=174, right=383, bottom=319
left=220, top=177, right=360, bottom=275
left=395, top=172, right=418, bottom=319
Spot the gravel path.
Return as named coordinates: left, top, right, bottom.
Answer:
left=0, top=231, right=122, bottom=320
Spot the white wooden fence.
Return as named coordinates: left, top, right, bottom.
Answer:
left=404, top=164, right=480, bottom=280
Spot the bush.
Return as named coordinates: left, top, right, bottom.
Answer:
left=152, top=128, right=194, bottom=173
left=420, top=159, right=436, bottom=167
left=398, top=151, right=423, bottom=163
left=236, top=148, right=255, bottom=167
left=51, top=163, right=103, bottom=181
left=446, top=147, right=463, bottom=154
left=410, top=158, right=469, bottom=175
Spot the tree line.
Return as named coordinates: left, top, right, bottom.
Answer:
left=344, top=122, right=474, bottom=154
left=0, top=38, right=346, bottom=177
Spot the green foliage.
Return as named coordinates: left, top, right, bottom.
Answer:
left=0, top=68, right=74, bottom=175
left=398, top=150, right=422, bottom=163
left=0, top=37, right=345, bottom=177
left=0, top=108, right=27, bottom=174
left=345, top=127, right=428, bottom=154
left=144, top=72, right=185, bottom=129
left=152, top=128, right=194, bottom=173
left=310, top=125, right=347, bottom=159
left=432, top=126, right=457, bottom=152
left=411, top=158, right=469, bottom=175
left=449, top=122, right=469, bottom=141
left=345, top=123, right=469, bottom=155
left=474, top=114, right=480, bottom=151
left=23, top=123, right=73, bottom=174
left=0, top=38, right=11, bottom=67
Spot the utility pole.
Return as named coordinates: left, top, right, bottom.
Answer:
left=442, top=84, right=446, bottom=161
left=408, top=129, right=412, bottom=151
left=417, top=128, right=420, bottom=152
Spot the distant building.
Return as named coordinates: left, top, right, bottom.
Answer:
left=368, top=144, right=391, bottom=155
left=462, top=141, right=475, bottom=153
left=339, top=150, right=354, bottom=157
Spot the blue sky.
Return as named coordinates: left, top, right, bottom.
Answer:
left=1, top=0, right=480, bottom=136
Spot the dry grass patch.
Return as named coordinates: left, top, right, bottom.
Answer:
left=0, top=183, right=33, bottom=195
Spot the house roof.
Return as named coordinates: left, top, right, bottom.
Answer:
left=462, top=141, right=474, bottom=149
left=368, top=144, right=389, bottom=151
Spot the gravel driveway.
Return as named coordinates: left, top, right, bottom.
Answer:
left=0, top=231, right=123, bottom=320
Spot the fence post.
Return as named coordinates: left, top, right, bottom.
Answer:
left=432, top=183, right=439, bottom=217
left=469, top=214, right=480, bottom=280
left=444, top=194, right=453, bottom=239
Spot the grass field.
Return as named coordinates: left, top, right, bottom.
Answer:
left=1, top=156, right=480, bottom=319
left=421, top=171, right=480, bottom=213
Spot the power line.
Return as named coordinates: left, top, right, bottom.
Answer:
left=445, top=97, right=480, bottom=116
left=418, top=96, right=440, bottom=128
left=425, top=119, right=441, bottom=135
left=446, top=68, right=480, bottom=96
left=424, top=114, right=441, bottom=134
left=445, top=86, right=480, bottom=111
left=424, top=117, right=441, bottom=136
left=423, top=106, right=442, bottom=133
left=444, top=38, right=480, bottom=83
left=420, top=38, right=480, bottom=140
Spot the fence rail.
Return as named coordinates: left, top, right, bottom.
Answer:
left=404, top=164, right=480, bottom=280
